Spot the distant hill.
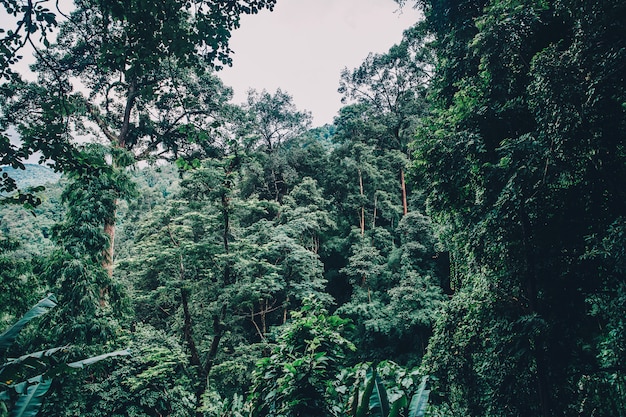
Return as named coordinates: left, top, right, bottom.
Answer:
left=0, top=164, right=62, bottom=190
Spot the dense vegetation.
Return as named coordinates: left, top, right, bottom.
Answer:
left=1, top=0, right=624, bottom=416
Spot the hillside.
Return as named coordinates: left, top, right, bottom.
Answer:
left=0, top=164, right=62, bottom=190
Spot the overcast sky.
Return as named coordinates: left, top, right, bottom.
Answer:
left=218, top=0, right=422, bottom=126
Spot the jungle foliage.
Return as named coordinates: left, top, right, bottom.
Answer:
left=1, top=0, right=624, bottom=416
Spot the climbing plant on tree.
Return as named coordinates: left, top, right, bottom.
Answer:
left=404, top=0, right=626, bottom=415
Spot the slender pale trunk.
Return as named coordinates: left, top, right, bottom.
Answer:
left=372, top=193, right=377, bottom=229
left=103, top=202, right=117, bottom=279
left=358, top=168, right=365, bottom=237
left=400, top=168, right=408, bottom=216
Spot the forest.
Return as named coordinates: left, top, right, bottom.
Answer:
left=1, top=0, right=625, bottom=416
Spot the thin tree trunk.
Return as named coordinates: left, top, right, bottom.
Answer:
left=103, top=202, right=117, bottom=278
left=358, top=168, right=365, bottom=237
left=181, top=286, right=202, bottom=368
left=194, top=304, right=227, bottom=417
left=400, top=168, right=408, bottom=215
left=261, top=299, right=267, bottom=335
left=372, top=193, right=377, bottom=229
left=271, top=169, right=281, bottom=202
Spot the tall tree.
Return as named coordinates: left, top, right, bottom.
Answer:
left=239, top=88, right=312, bottom=202
left=0, top=0, right=60, bottom=207
left=339, top=23, right=432, bottom=214
left=120, top=158, right=335, bottom=412
left=407, top=0, right=626, bottom=415
left=1, top=0, right=276, bottom=272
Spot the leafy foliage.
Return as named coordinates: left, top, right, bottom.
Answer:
left=332, top=361, right=430, bottom=417
left=409, top=0, right=626, bottom=415
left=248, top=300, right=355, bottom=417
left=0, top=294, right=130, bottom=417
left=5, top=0, right=622, bottom=415
left=0, top=294, right=56, bottom=352
left=81, top=323, right=195, bottom=417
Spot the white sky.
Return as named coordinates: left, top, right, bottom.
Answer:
left=3, top=0, right=422, bottom=128
left=218, top=0, right=422, bottom=126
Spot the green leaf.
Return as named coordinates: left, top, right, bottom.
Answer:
left=65, top=349, right=131, bottom=369
left=369, top=372, right=390, bottom=417
left=356, top=366, right=377, bottom=417
left=388, top=394, right=407, bottom=417
left=0, top=295, right=57, bottom=352
left=10, top=379, right=52, bottom=417
left=0, top=347, right=68, bottom=383
left=407, top=376, right=430, bottom=417
left=6, top=346, right=68, bottom=366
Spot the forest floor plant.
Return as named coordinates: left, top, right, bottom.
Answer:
left=0, top=294, right=129, bottom=417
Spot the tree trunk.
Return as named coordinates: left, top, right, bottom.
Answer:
left=400, top=168, right=408, bottom=216
left=103, top=201, right=117, bottom=278
left=372, top=193, right=377, bottom=229
left=181, top=286, right=202, bottom=369
left=194, top=305, right=227, bottom=417
left=358, top=168, right=365, bottom=237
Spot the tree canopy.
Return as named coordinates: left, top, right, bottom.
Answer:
left=1, top=0, right=624, bottom=416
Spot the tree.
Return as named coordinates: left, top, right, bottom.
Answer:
left=339, top=23, right=432, bottom=214
left=241, top=89, right=312, bottom=153
left=239, top=88, right=313, bottom=202
left=248, top=299, right=355, bottom=417
left=39, top=146, right=132, bottom=346
left=408, top=0, right=626, bottom=415
left=337, top=214, right=444, bottom=365
left=338, top=21, right=431, bottom=153
left=0, top=0, right=59, bottom=80
left=0, top=0, right=60, bottom=207
left=1, top=0, right=276, bottom=270
left=119, top=158, right=337, bottom=414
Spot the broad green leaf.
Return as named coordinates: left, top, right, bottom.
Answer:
left=356, top=366, right=377, bottom=417
left=66, top=348, right=131, bottom=369
left=408, top=376, right=430, bottom=417
left=388, top=395, right=407, bottom=417
left=369, top=373, right=390, bottom=417
left=10, top=379, right=52, bottom=417
left=5, top=346, right=68, bottom=365
left=0, top=295, right=57, bottom=352
left=0, top=347, right=67, bottom=383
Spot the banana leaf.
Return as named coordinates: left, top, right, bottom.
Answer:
left=1, top=347, right=69, bottom=382
left=368, top=372, right=390, bottom=417
left=66, top=348, right=131, bottom=369
left=0, top=295, right=57, bottom=352
left=408, top=376, right=430, bottom=417
left=10, top=378, right=52, bottom=417
left=355, top=366, right=377, bottom=417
